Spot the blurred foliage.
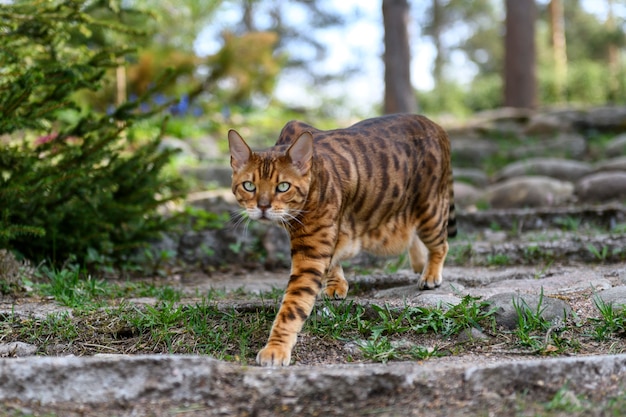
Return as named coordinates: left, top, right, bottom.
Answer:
left=419, top=0, right=626, bottom=115
left=205, top=31, right=284, bottom=104
left=0, top=0, right=186, bottom=267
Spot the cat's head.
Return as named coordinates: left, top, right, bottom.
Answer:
left=228, top=129, right=313, bottom=224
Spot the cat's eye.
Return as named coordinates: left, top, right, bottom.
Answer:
left=276, top=182, right=290, bottom=193
left=242, top=181, right=256, bottom=192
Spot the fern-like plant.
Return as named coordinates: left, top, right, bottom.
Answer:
left=0, top=0, right=186, bottom=266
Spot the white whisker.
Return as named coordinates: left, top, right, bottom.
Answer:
left=229, top=210, right=250, bottom=234
left=283, top=210, right=305, bottom=227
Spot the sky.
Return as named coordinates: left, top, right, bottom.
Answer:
left=194, top=0, right=625, bottom=116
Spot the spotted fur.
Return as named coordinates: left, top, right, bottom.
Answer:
left=228, top=114, right=456, bottom=366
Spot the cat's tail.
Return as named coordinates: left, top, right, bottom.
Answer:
left=447, top=168, right=457, bottom=238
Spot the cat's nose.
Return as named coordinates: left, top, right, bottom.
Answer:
left=258, top=202, right=270, bottom=211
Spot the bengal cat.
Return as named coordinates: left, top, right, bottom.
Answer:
left=227, top=113, right=456, bottom=366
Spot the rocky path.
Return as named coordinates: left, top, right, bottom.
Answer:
left=2, top=260, right=626, bottom=416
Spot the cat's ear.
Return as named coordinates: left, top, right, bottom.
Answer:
left=228, top=129, right=251, bottom=172
left=287, top=131, right=313, bottom=175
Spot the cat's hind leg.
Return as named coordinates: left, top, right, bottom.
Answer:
left=417, top=238, right=448, bottom=290
left=415, top=203, right=450, bottom=290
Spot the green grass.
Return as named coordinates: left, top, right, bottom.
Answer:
left=306, top=299, right=369, bottom=339
left=2, top=283, right=624, bottom=364
left=543, top=385, right=587, bottom=413
left=4, top=259, right=626, bottom=365
left=512, top=291, right=552, bottom=352
left=307, top=295, right=496, bottom=363
left=2, top=282, right=498, bottom=363
left=20, top=312, right=79, bottom=343
left=357, top=335, right=399, bottom=363
left=486, top=253, right=510, bottom=266
left=33, top=264, right=186, bottom=308
left=510, top=290, right=574, bottom=354
left=114, top=300, right=275, bottom=361
left=554, top=216, right=582, bottom=232
left=590, top=297, right=626, bottom=341
left=587, top=244, right=609, bottom=262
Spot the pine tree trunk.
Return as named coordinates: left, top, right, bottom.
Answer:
left=549, top=0, right=567, bottom=102
left=504, top=0, right=537, bottom=108
left=383, top=0, right=417, bottom=114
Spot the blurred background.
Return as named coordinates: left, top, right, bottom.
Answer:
left=2, top=0, right=626, bottom=271
left=82, top=0, right=626, bottom=121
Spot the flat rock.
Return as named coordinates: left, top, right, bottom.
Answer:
left=465, top=354, right=626, bottom=399
left=485, top=292, right=572, bottom=330
left=450, top=136, right=499, bottom=165
left=593, top=156, right=626, bottom=173
left=446, top=266, right=612, bottom=298
left=453, top=168, right=489, bottom=187
left=509, top=132, right=587, bottom=159
left=593, top=286, right=626, bottom=310
left=605, top=133, right=626, bottom=157
left=484, top=176, right=574, bottom=209
left=0, top=302, right=72, bottom=320
left=468, top=233, right=626, bottom=266
left=475, top=276, right=612, bottom=299
left=413, top=293, right=463, bottom=309
left=495, top=158, right=592, bottom=182
left=458, top=204, right=626, bottom=233
left=468, top=107, right=533, bottom=136
left=445, top=266, right=539, bottom=288
left=580, top=106, right=626, bottom=131
left=524, top=113, right=568, bottom=135
left=456, top=327, right=490, bottom=343
left=373, top=281, right=465, bottom=307
left=2, top=353, right=626, bottom=416
left=575, top=171, right=626, bottom=202
left=0, top=342, right=38, bottom=357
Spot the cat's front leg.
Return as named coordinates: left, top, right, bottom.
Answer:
left=323, top=264, right=349, bottom=299
left=257, top=256, right=327, bottom=366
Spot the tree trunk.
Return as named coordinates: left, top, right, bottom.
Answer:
left=431, top=0, right=444, bottom=89
left=383, top=0, right=417, bottom=114
left=549, top=0, right=567, bottom=101
left=243, top=0, right=255, bottom=32
left=606, top=0, right=620, bottom=102
left=504, top=0, right=537, bottom=108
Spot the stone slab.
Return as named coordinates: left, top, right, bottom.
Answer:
left=1, top=354, right=626, bottom=415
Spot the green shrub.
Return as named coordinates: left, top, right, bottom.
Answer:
left=0, top=0, right=186, bottom=266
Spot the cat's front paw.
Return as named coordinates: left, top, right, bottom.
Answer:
left=256, top=344, right=292, bottom=366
